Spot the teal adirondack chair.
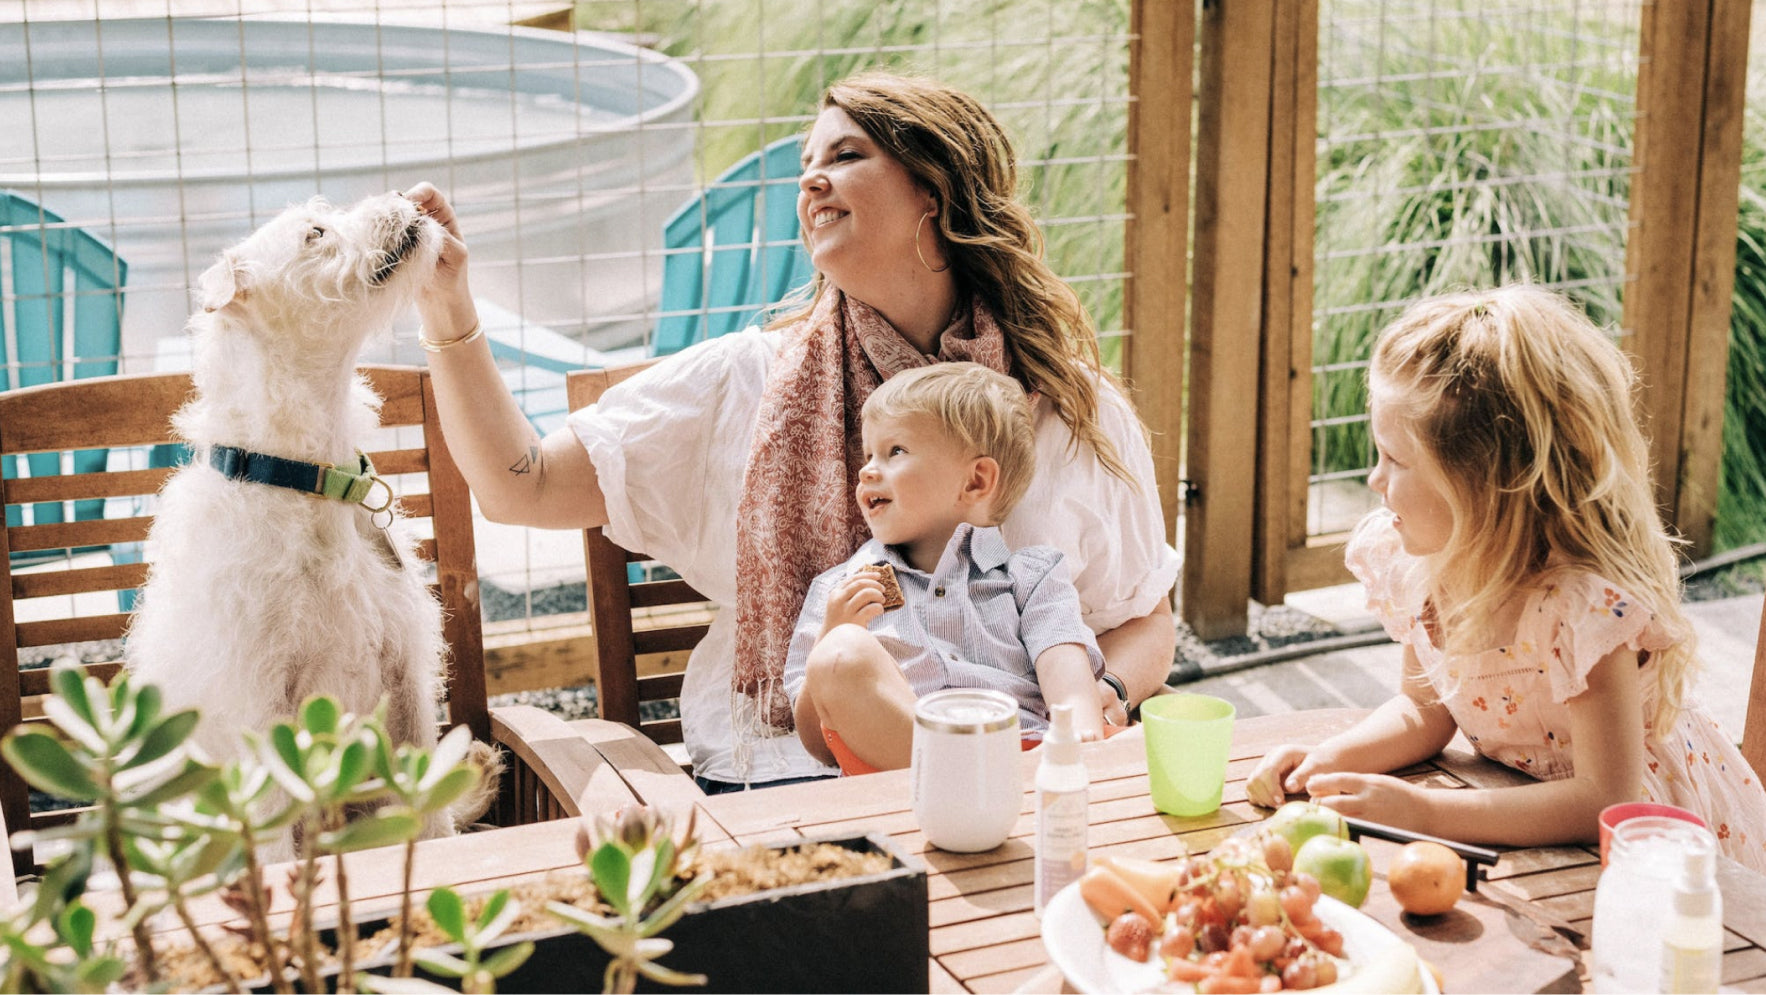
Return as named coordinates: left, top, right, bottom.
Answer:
left=1, top=192, right=126, bottom=567
left=650, top=136, right=815, bottom=356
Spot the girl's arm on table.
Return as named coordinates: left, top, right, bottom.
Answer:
left=1245, top=644, right=1458, bottom=808
left=1307, top=645, right=1645, bottom=845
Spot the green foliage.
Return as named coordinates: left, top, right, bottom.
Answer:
left=550, top=806, right=709, bottom=994
left=390, top=888, right=534, bottom=995
left=577, top=0, right=1766, bottom=544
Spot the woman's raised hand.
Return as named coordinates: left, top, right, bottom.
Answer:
left=404, top=182, right=478, bottom=341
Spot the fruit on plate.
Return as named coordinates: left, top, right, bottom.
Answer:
left=1096, top=853, right=1188, bottom=916
left=1266, top=801, right=1349, bottom=854
left=1311, top=942, right=1425, bottom=994
left=1386, top=841, right=1464, bottom=916
left=1294, top=836, right=1373, bottom=909
left=1079, top=864, right=1162, bottom=923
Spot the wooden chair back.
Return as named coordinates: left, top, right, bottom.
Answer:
left=564, top=362, right=715, bottom=752
left=1745, top=602, right=1766, bottom=781
left=0, top=365, right=488, bottom=877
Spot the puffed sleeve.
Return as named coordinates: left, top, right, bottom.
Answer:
left=1004, top=378, right=1179, bottom=634
left=1532, top=572, right=1674, bottom=703
left=1011, top=546, right=1106, bottom=677
left=1343, top=508, right=1419, bottom=643
left=566, top=332, right=776, bottom=606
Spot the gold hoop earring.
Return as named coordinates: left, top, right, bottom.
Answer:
left=915, top=211, right=950, bottom=274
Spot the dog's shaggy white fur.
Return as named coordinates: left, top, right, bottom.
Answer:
left=126, top=193, right=486, bottom=848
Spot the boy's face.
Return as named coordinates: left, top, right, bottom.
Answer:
left=857, top=410, right=986, bottom=556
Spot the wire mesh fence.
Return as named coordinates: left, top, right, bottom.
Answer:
left=1308, top=0, right=1645, bottom=539
left=1, top=0, right=1136, bottom=624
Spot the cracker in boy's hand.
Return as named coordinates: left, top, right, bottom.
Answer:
left=857, top=562, right=906, bottom=611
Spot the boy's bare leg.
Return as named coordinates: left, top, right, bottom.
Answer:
left=800, top=623, right=918, bottom=771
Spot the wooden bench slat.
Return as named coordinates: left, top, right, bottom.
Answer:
left=16, top=615, right=130, bottom=648
left=20, top=662, right=124, bottom=697
left=639, top=718, right=683, bottom=745
left=628, top=580, right=707, bottom=609
left=395, top=493, right=434, bottom=519
left=636, top=673, right=685, bottom=700
left=368, top=447, right=428, bottom=476
left=13, top=562, right=147, bottom=599
left=4, top=466, right=175, bottom=504
left=8, top=516, right=152, bottom=553
left=633, top=625, right=710, bottom=656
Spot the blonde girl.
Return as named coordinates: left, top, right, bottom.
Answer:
left=1246, top=285, right=1766, bottom=871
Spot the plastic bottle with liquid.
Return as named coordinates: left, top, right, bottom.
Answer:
left=1659, top=843, right=1722, bottom=993
left=1034, top=703, right=1089, bottom=917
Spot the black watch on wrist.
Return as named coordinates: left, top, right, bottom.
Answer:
left=1100, top=672, right=1129, bottom=706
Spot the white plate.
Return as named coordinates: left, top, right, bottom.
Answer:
left=1041, top=882, right=1441, bottom=994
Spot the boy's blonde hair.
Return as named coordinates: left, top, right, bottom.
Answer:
left=863, top=363, right=1037, bottom=524
left=1370, top=284, right=1696, bottom=735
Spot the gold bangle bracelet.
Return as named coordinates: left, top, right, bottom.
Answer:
left=418, top=321, right=485, bottom=353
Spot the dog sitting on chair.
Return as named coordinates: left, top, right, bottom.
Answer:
left=125, top=192, right=494, bottom=851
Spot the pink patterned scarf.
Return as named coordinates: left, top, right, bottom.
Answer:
left=732, top=289, right=1012, bottom=740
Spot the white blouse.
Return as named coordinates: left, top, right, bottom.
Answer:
left=569, top=329, right=1179, bottom=784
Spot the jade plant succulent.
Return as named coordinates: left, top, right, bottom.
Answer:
left=2, top=663, right=716, bottom=995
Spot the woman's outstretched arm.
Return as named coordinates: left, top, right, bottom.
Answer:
left=406, top=183, right=609, bottom=531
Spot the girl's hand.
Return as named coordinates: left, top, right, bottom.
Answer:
left=1306, top=771, right=1427, bottom=828
left=822, top=574, right=885, bottom=633
left=1245, top=745, right=1326, bottom=809
left=403, top=182, right=477, bottom=338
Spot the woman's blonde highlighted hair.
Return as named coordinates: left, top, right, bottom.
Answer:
left=1370, top=284, right=1695, bottom=735
left=863, top=362, right=1037, bottom=524
left=771, top=69, right=1138, bottom=483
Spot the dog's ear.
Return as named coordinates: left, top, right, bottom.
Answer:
left=197, top=253, right=247, bottom=312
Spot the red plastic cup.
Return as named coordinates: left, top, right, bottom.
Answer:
left=1599, top=802, right=1706, bottom=866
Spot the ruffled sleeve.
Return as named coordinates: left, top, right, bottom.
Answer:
left=1528, top=572, right=1673, bottom=703
left=567, top=331, right=776, bottom=607
left=1343, top=509, right=1422, bottom=643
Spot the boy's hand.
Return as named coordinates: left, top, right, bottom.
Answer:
left=822, top=574, right=886, bottom=634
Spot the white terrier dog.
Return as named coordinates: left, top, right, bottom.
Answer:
left=126, top=192, right=491, bottom=849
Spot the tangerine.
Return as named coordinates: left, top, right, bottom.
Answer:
left=1387, top=840, right=1465, bottom=916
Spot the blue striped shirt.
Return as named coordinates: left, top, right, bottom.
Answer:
left=783, top=523, right=1105, bottom=735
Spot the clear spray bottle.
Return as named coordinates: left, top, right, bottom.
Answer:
left=1034, top=703, right=1089, bottom=916
left=1659, top=842, right=1722, bottom=993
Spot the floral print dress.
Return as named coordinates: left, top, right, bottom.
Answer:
left=1347, top=509, right=1766, bottom=872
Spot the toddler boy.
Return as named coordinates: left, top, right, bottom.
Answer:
left=782, top=362, right=1107, bottom=773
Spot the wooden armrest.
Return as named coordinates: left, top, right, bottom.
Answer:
left=565, top=719, right=721, bottom=841
left=488, top=705, right=640, bottom=819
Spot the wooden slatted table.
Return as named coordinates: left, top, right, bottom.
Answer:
left=141, top=708, right=1766, bottom=993
left=691, top=708, right=1766, bottom=994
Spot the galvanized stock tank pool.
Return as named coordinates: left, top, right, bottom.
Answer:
left=0, top=17, right=698, bottom=356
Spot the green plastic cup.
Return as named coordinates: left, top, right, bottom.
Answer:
left=1142, top=693, right=1236, bottom=817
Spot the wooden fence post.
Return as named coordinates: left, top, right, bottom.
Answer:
left=1253, top=0, right=1319, bottom=607
left=1623, top=0, right=1752, bottom=555
left=1184, top=0, right=1277, bottom=639
left=1124, top=0, right=1195, bottom=552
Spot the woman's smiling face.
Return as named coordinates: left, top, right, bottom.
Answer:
left=797, top=106, right=937, bottom=292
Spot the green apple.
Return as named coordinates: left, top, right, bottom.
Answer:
left=1293, top=835, right=1373, bottom=909
left=1264, top=801, right=1348, bottom=854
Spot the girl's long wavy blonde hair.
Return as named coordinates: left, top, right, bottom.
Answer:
left=1371, top=284, right=1696, bottom=736
left=768, top=70, right=1136, bottom=483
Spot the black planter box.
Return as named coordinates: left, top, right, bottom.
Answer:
left=266, top=831, right=929, bottom=995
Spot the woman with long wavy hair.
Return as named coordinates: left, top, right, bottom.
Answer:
left=408, top=70, right=1178, bottom=792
